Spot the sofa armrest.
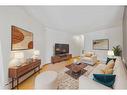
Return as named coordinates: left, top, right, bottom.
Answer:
left=79, top=75, right=112, bottom=89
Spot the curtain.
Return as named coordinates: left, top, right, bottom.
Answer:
left=0, top=40, right=4, bottom=89
left=123, top=7, right=127, bottom=65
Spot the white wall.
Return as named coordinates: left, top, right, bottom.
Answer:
left=71, top=35, right=84, bottom=56
left=0, top=7, right=46, bottom=88
left=45, top=28, right=83, bottom=63
left=84, top=26, right=123, bottom=61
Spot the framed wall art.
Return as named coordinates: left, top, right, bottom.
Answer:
left=11, top=26, right=33, bottom=51
left=93, top=39, right=109, bottom=50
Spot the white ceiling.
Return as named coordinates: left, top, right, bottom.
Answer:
left=25, top=6, right=124, bottom=34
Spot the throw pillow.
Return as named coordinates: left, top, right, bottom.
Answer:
left=85, top=53, right=92, bottom=57
left=105, top=60, right=115, bottom=69
left=101, top=69, right=113, bottom=74
left=106, top=57, right=116, bottom=64
left=100, top=69, right=105, bottom=74
left=93, top=74, right=116, bottom=88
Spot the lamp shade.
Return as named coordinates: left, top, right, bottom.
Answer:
left=14, top=52, right=24, bottom=59
left=34, top=50, right=40, bottom=56
left=108, top=51, right=114, bottom=56
left=9, top=58, right=19, bottom=67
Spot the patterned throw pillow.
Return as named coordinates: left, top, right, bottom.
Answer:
left=101, top=69, right=113, bottom=74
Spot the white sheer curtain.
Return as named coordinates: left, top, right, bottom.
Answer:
left=123, top=7, right=127, bottom=66
left=0, top=40, right=4, bottom=89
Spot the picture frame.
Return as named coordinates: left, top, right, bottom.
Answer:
left=93, top=39, right=109, bottom=50
left=11, top=25, right=33, bottom=51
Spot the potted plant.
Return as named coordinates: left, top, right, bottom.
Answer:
left=112, top=45, right=122, bottom=56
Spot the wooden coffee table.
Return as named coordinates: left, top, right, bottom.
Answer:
left=66, top=63, right=87, bottom=79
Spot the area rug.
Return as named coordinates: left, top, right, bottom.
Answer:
left=58, top=73, right=79, bottom=89
left=57, top=64, right=97, bottom=89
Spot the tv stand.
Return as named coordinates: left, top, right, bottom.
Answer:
left=51, top=54, right=72, bottom=64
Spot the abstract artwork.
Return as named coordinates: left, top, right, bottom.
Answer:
left=11, top=26, right=33, bottom=50
left=93, top=39, right=109, bottom=50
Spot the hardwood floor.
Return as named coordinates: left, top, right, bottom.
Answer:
left=17, top=58, right=76, bottom=90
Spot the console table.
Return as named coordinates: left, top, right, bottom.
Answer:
left=9, top=59, right=41, bottom=89
left=51, top=54, right=72, bottom=64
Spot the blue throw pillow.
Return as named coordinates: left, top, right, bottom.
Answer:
left=93, top=74, right=116, bottom=88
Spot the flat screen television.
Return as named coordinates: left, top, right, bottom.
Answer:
left=55, top=43, right=69, bottom=55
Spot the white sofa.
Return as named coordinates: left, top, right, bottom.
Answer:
left=79, top=57, right=127, bottom=89
left=80, top=51, right=97, bottom=65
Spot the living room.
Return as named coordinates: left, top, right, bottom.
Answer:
left=0, top=6, right=127, bottom=90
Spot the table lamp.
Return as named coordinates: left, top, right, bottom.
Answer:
left=107, top=50, right=114, bottom=58
left=32, top=50, right=40, bottom=59
left=9, top=52, right=24, bottom=67
left=14, top=52, right=24, bottom=66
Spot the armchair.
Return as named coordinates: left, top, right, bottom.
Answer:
left=80, top=51, right=97, bottom=65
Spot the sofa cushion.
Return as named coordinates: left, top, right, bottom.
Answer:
left=83, top=57, right=92, bottom=61
left=79, top=76, right=111, bottom=89
left=85, top=53, right=92, bottom=57
left=93, top=74, right=116, bottom=88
